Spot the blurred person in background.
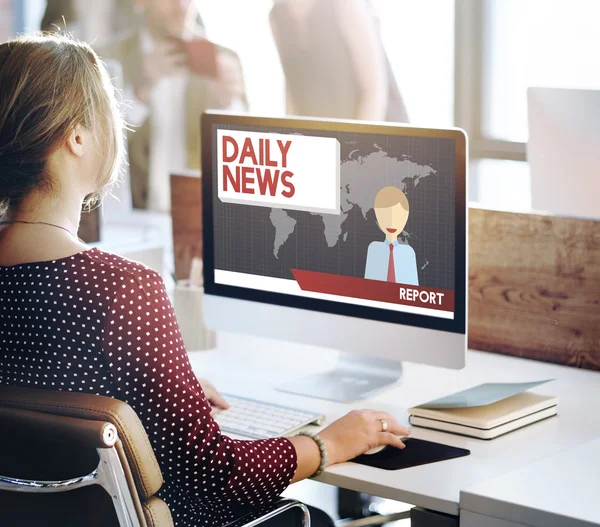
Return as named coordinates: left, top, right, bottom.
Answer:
left=41, top=0, right=119, bottom=46
left=100, top=0, right=248, bottom=211
left=270, top=0, right=408, bottom=122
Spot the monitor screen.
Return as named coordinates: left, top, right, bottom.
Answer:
left=202, top=114, right=466, bottom=335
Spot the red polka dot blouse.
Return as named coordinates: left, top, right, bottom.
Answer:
left=0, top=247, right=297, bottom=526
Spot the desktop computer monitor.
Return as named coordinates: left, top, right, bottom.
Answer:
left=201, top=113, right=467, bottom=402
left=527, top=87, right=600, bottom=220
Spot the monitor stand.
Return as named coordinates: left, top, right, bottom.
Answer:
left=277, top=354, right=403, bottom=403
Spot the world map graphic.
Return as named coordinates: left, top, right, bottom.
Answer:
left=269, top=144, right=438, bottom=259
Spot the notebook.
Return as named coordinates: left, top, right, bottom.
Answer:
left=409, top=382, right=558, bottom=440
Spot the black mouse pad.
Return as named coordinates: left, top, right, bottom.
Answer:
left=352, top=438, right=470, bottom=470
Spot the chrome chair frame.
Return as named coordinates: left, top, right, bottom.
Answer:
left=0, top=423, right=143, bottom=527
left=0, top=428, right=311, bottom=527
left=226, top=499, right=311, bottom=527
left=0, top=446, right=311, bottom=527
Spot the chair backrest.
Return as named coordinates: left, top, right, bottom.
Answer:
left=0, top=386, right=173, bottom=527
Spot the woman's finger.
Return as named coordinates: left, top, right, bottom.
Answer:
left=373, top=412, right=411, bottom=436
left=379, top=432, right=407, bottom=449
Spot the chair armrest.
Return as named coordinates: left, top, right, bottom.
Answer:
left=0, top=406, right=117, bottom=449
left=223, top=498, right=310, bottom=527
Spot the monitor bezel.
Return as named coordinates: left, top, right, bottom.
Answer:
left=201, top=112, right=467, bottom=335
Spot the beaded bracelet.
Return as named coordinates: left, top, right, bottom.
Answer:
left=296, top=431, right=328, bottom=477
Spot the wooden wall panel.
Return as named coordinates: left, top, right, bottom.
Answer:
left=170, top=172, right=202, bottom=280
left=468, top=207, right=600, bottom=371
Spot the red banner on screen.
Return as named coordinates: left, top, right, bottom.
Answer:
left=291, top=269, right=455, bottom=312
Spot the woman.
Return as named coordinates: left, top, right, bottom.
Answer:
left=0, top=34, right=410, bottom=527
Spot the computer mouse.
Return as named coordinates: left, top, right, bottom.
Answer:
left=363, top=437, right=409, bottom=455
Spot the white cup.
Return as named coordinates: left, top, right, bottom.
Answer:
left=174, top=280, right=217, bottom=351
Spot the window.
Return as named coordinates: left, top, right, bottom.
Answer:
left=470, top=159, right=531, bottom=210
left=484, top=0, right=600, bottom=143
left=456, top=0, right=600, bottom=209
left=21, top=0, right=46, bottom=33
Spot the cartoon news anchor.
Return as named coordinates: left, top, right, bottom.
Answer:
left=364, top=186, right=419, bottom=285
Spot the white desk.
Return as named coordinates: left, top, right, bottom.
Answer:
left=460, top=438, right=600, bottom=527
left=188, top=333, right=600, bottom=521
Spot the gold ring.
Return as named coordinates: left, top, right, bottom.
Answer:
left=380, top=419, right=388, bottom=432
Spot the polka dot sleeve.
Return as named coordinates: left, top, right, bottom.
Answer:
left=102, top=269, right=298, bottom=509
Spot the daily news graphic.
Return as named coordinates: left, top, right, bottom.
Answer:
left=217, top=129, right=341, bottom=214
left=212, top=124, right=457, bottom=321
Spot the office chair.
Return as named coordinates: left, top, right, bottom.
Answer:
left=0, top=386, right=310, bottom=527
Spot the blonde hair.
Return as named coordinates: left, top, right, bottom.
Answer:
left=374, top=186, right=409, bottom=210
left=0, top=33, right=124, bottom=218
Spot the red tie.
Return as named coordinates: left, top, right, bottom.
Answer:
left=387, top=244, right=396, bottom=282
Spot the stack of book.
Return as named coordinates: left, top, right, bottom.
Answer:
left=409, top=380, right=558, bottom=440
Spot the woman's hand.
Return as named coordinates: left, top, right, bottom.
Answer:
left=319, top=410, right=411, bottom=466
left=197, top=378, right=230, bottom=413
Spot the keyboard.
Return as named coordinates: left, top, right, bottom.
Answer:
left=213, top=394, right=325, bottom=439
